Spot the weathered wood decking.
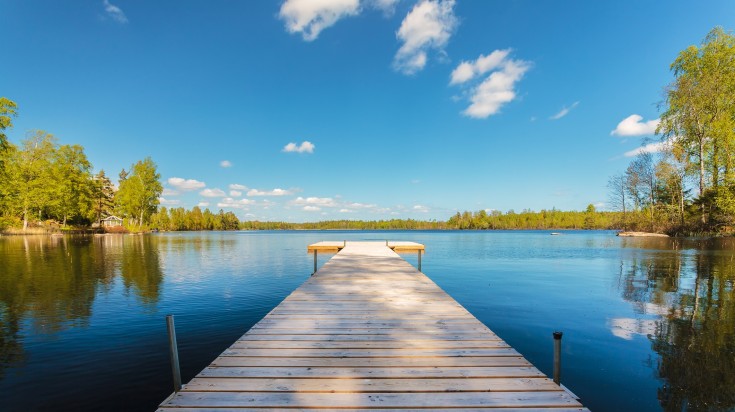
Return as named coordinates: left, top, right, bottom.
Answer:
left=158, top=241, right=587, bottom=411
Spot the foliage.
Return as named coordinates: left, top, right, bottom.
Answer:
left=115, top=157, right=162, bottom=228
left=149, top=207, right=240, bottom=231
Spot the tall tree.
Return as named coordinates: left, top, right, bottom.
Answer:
left=52, top=144, right=94, bottom=227
left=608, top=173, right=628, bottom=228
left=6, top=131, right=57, bottom=229
left=0, top=97, right=18, bottom=155
left=115, top=157, right=162, bottom=228
left=658, top=27, right=735, bottom=223
left=92, top=170, right=115, bottom=223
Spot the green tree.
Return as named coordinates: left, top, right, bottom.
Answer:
left=52, top=144, right=94, bottom=227
left=92, top=170, right=115, bottom=223
left=6, top=131, right=57, bottom=229
left=0, top=97, right=18, bottom=156
left=115, top=157, right=162, bottom=228
left=658, top=27, right=735, bottom=224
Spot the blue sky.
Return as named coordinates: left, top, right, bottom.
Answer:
left=2, top=1, right=733, bottom=222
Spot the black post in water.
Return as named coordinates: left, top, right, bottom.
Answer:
left=418, top=250, right=422, bottom=272
left=553, top=331, right=563, bottom=385
left=312, top=250, right=317, bottom=275
left=166, top=315, right=182, bottom=392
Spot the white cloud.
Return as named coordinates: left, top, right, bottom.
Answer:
left=228, top=190, right=241, bottom=197
left=345, top=202, right=377, bottom=209
left=293, top=196, right=337, bottom=207
left=283, top=141, right=315, bottom=154
left=549, top=101, right=579, bottom=120
left=413, top=204, right=429, bottom=212
left=103, top=0, right=127, bottom=24
left=229, top=183, right=248, bottom=190
left=162, top=188, right=179, bottom=196
left=339, top=208, right=354, bottom=213
left=220, top=160, right=232, bottom=168
left=158, top=197, right=180, bottom=206
left=303, top=205, right=322, bottom=212
left=247, top=188, right=293, bottom=196
left=279, top=0, right=360, bottom=41
left=458, top=57, right=531, bottom=119
left=611, top=114, right=660, bottom=136
left=393, top=0, right=457, bottom=75
left=217, top=197, right=255, bottom=209
left=450, top=49, right=511, bottom=85
left=371, top=0, right=400, bottom=15
left=200, top=188, right=227, bottom=197
left=624, top=141, right=670, bottom=158
left=168, top=177, right=206, bottom=191
left=197, top=201, right=210, bottom=208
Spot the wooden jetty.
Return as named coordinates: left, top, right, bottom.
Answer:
left=158, top=241, right=587, bottom=411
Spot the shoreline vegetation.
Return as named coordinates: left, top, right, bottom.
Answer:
left=1, top=29, right=734, bottom=238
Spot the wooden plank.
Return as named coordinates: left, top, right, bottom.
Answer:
left=210, top=356, right=531, bottom=368
left=161, top=391, right=582, bottom=408
left=230, top=340, right=506, bottom=349
left=198, top=366, right=546, bottom=378
left=159, top=241, right=587, bottom=411
left=182, top=377, right=560, bottom=393
left=219, top=348, right=520, bottom=357
left=160, top=408, right=590, bottom=412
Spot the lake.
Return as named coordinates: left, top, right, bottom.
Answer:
left=1, top=230, right=734, bottom=411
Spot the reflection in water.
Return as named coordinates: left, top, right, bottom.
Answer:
left=616, top=238, right=735, bottom=411
left=0, top=234, right=163, bottom=378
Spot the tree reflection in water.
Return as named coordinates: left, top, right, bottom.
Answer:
left=0, top=234, right=163, bottom=378
left=616, top=237, right=735, bottom=411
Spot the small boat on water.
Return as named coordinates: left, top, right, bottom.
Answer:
left=550, top=232, right=561, bottom=235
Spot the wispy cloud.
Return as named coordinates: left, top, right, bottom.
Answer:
left=279, top=0, right=360, bottom=41
left=217, top=197, right=255, bottom=209
left=220, top=160, right=232, bottom=168
left=303, top=205, right=322, bottom=212
left=200, top=188, right=227, bottom=197
left=393, top=0, right=457, bottom=75
left=197, top=201, right=210, bottom=208
left=371, top=0, right=400, bottom=15
left=158, top=197, right=180, bottom=206
left=229, top=183, right=248, bottom=190
left=162, top=188, right=179, bottom=196
left=624, top=141, right=670, bottom=157
left=450, top=49, right=510, bottom=85
left=413, top=204, right=429, bottom=212
left=611, top=114, right=660, bottom=136
left=247, top=188, right=293, bottom=196
left=103, top=0, right=128, bottom=24
left=229, top=190, right=242, bottom=197
left=292, top=196, right=338, bottom=207
left=283, top=141, right=315, bottom=153
left=451, top=51, right=531, bottom=119
left=168, top=177, right=206, bottom=191
left=549, top=101, right=579, bottom=120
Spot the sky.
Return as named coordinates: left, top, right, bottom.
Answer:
left=1, top=1, right=734, bottom=222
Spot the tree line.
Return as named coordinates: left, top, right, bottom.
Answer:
left=608, top=27, right=735, bottom=235
left=447, top=206, right=620, bottom=230
left=0, top=98, right=171, bottom=231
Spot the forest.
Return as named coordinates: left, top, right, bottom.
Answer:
left=607, top=27, right=735, bottom=235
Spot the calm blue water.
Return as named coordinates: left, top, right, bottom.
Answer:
left=1, top=230, right=734, bottom=411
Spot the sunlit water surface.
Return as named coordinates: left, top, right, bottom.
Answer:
left=1, top=231, right=734, bottom=411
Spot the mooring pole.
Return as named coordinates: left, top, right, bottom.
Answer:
left=313, top=250, right=317, bottom=275
left=166, top=315, right=182, bottom=392
left=418, top=250, right=422, bottom=272
left=553, top=331, right=563, bottom=385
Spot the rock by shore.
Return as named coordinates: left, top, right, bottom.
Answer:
left=617, top=231, right=669, bottom=237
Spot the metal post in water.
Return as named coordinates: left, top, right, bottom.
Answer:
left=343, top=240, right=346, bottom=248
left=553, top=331, right=563, bottom=385
left=418, top=250, right=422, bottom=272
left=166, top=315, right=182, bottom=392
left=313, top=250, right=317, bottom=275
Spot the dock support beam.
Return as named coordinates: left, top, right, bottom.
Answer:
left=166, top=315, right=182, bottom=392
left=418, top=250, right=422, bottom=272
left=553, top=331, right=563, bottom=385
left=313, top=250, right=317, bottom=275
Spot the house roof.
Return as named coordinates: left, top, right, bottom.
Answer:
left=101, top=215, right=123, bottom=221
